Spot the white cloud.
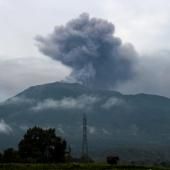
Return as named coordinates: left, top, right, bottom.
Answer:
left=104, top=0, right=170, bottom=53
left=87, top=126, right=112, bottom=135
left=4, top=97, right=34, bottom=105
left=0, top=56, right=70, bottom=102
left=19, top=125, right=29, bottom=131
left=57, top=126, right=65, bottom=135
left=32, top=95, right=99, bottom=111
left=129, top=124, right=139, bottom=136
left=101, top=97, right=123, bottom=109
left=87, top=125, right=96, bottom=134
left=1, top=0, right=170, bottom=57
left=0, top=0, right=103, bottom=58
left=0, top=119, right=12, bottom=135
left=102, top=128, right=111, bottom=136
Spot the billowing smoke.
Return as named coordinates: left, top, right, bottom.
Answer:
left=36, top=13, right=138, bottom=89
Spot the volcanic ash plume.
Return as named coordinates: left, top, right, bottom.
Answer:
left=36, top=13, right=138, bottom=89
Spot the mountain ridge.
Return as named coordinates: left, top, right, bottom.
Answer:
left=1, top=82, right=170, bottom=162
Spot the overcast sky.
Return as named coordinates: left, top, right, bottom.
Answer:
left=1, top=0, right=170, bottom=101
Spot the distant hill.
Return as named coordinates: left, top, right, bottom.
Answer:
left=1, top=82, right=170, bottom=162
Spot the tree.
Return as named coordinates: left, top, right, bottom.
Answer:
left=107, top=155, right=119, bottom=165
left=18, top=126, right=67, bottom=163
left=2, top=148, right=20, bottom=163
left=0, top=152, right=2, bottom=163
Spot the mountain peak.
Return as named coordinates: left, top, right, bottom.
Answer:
left=1, top=82, right=170, bottom=161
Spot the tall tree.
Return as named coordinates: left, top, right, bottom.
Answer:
left=0, top=152, right=2, bottom=163
left=18, top=126, right=67, bottom=163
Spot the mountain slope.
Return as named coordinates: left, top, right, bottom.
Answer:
left=0, top=82, right=170, bottom=161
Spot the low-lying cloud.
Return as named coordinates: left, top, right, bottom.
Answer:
left=5, top=97, right=34, bottom=105
left=101, top=97, right=124, bottom=109
left=0, top=119, right=12, bottom=135
left=32, top=95, right=126, bottom=112
left=32, top=95, right=99, bottom=111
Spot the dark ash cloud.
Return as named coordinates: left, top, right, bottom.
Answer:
left=36, top=13, right=138, bottom=89
left=116, top=51, right=170, bottom=97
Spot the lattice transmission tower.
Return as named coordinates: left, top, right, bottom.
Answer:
left=81, top=113, right=89, bottom=162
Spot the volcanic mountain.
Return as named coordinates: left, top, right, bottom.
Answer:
left=1, top=82, right=170, bottom=162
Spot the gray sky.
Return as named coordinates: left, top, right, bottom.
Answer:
left=1, top=0, right=170, bottom=101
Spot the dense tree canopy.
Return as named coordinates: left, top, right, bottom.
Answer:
left=107, top=155, right=119, bottom=165
left=18, top=127, right=67, bottom=163
left=0, top=152, right=2, bottom=163
left=2, top=148, right=20, bottom=163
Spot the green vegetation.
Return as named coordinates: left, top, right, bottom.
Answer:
left=0, top=164, right=169, bottom=170
left=0, top=127, right=67, bottom=163
left=1, top=82, right=170, bottom=162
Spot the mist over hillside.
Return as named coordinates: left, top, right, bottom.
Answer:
left=0, top=82, right=170, bottom=161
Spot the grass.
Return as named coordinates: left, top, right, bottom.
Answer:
left=0, top=163, right=169, bottom=170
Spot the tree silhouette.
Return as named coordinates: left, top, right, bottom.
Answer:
left=2, top=148, right=20, bottom=163
left=18, top=126, right=67, bottom=163
left=107, top=155, right=119, bottom=165
left=0, top=152, right=2, bottom=163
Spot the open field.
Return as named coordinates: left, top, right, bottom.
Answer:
left=0, top=164, right=169, bottom=170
